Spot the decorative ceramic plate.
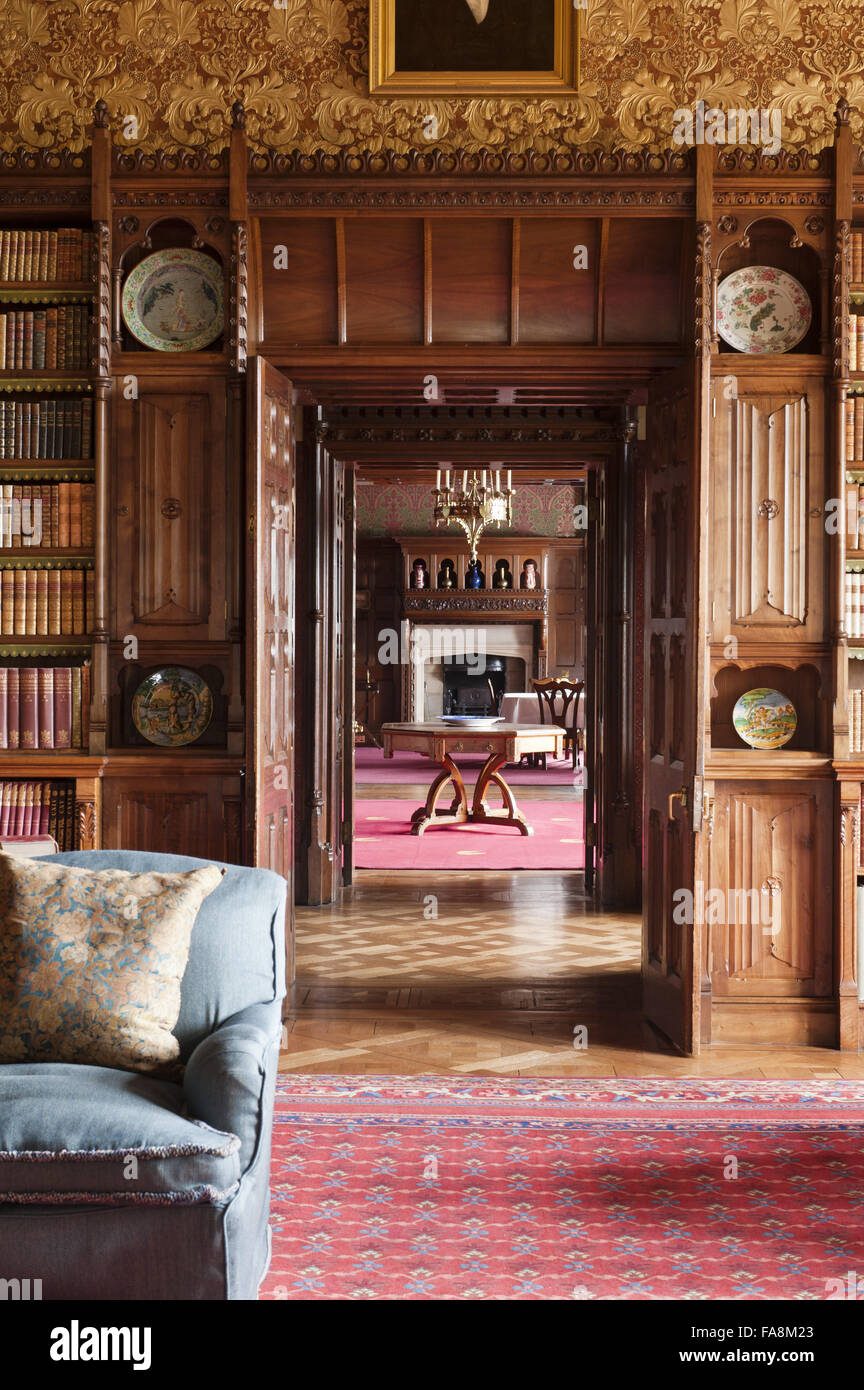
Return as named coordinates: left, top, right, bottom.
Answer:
left=716, top=266, right=811, bottom=354
left=121, top=248, right=224, bottom=352
left=132, top=667, right=213, bottom=747
left=439, top=715, right=503, bottom=728
left=732, top=687, right=797, bottom=750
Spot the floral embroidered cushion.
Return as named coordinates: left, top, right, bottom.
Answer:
left=0, top=853, right=224, bottom=1073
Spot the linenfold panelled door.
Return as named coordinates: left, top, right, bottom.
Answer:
left=246, top=358, right=295, bottom=986
left=642, top=363, right=707, bottom=1054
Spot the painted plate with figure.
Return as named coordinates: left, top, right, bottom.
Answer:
left=132, top=667, right=214, bottom=747
left=732, top=688, right=797, bottom=750
left=121, top=248, right=224, bottom=352
left=716, top=266, right=811, bottom=354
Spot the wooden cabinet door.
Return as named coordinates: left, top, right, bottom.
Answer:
left=642, top=362, right=708, bottom=1053
left=706, top=781, right=832, bottom=999
left=246, top=359, right=295, bottom=982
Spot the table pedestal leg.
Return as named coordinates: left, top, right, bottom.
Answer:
left=410, top=754, right=469, bottom=835
left=472, top=752, right=533, bottom=836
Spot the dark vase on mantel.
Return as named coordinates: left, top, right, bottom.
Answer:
left=465, top=560, right=485, bottom=589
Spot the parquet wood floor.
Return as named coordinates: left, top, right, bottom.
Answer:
left=283, top=858, right=864, bottom=1080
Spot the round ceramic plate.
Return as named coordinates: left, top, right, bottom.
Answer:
left=121, top=248, right=224, bottom=352
left=716, top=265, right=811, bottom=354
left=132, top=666, right=214, bottom=747
left=732, top=687, right=797, bottom=750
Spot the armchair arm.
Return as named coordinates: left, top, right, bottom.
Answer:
left=183, top=1002, right=282, bottom=1176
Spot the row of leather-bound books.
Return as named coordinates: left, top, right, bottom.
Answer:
left=0, top=398, right=93, bottom=459
left=845, top=570, right=864, bottom=638
left=845, top=396, right=864, bottom=461
left=0, top=567, right=94, bottom=635
left=849, top=688, right=864, bottom=754
left=0, top=781, right=77, bottom=848
left=0, top=305, right=90, bottom=371
left=0, top=228, right=93, bottom=284
left=0, top=665, right=90, bottom=750
left=852, top=231, right=864, bottom=283
left=0, top=483, right=95, bottom=549
left=848, top=314, right=864, bottom=371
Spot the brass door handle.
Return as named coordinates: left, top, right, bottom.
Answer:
left=668, top=786, right=688, bottom=822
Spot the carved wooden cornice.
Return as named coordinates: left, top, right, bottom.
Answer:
left=249, top=147, right=695, bottom=178
left=404, top=592, right=548, bottom=616
left=317, top=417, right=631, bottom=446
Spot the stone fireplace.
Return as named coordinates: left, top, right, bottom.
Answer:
left=405, top=622, right=536, bottom=721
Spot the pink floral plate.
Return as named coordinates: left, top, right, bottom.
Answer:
left=716, top=265, right=811, bottom=354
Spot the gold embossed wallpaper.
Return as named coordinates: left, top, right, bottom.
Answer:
left=0, top=0, right=860, bottom=157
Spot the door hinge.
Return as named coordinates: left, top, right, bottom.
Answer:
left=341, top=820, right=352, bottom=843
left=585, top=823, right=596, bottom=846
left=248, top=511, right=255, bottom=534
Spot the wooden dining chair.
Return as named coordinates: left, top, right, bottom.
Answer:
left=530, top=676, right=585, bottom=770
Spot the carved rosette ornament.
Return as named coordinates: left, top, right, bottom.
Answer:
left=230, top=221, right=248, bottom=374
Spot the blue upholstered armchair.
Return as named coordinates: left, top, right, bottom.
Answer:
left=0, top=851, right=287, bottom=1301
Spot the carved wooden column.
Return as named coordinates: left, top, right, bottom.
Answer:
left=838, top=781, right=860, bottom=1049
left=89, top=102, right=112, bottom=757
left=75, top=777, right=101, bottom=851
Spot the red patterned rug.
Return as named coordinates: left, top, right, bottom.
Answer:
left=261, top=1076, right=864, bottom=1301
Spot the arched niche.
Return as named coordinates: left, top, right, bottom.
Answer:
left=114, top=215, right=225, bottom=354
left=715, top=216, right=823, bottom=355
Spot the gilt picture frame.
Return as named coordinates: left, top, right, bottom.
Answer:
left=369, top=0, right=579, bottom=97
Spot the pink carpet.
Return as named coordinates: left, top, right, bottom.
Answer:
left=356, top=745, right=580, bottom=787
left=354, top=797, right=584, bottom=869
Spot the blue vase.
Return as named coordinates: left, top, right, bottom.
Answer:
left=466, top=561, right=483, bottom=589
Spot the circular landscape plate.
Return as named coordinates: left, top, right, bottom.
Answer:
left=132, top=667, right=214, bottom=747
left=716, top=265, right=811, bottom=354
left=439, top=715, right=504, bottom=728
left=732, top=687, right=797, bottom=750
left=121, top=248, right=224, bottom=352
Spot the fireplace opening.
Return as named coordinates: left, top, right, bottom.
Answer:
left=442, top=655, right=507, bottom=715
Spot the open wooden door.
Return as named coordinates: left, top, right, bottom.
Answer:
left=342, top=467, right=357, bottom=885
left=642, top=360, right=708, bottom=1054
left=583, top=467, right=604, bottom=894
left=246, top=357, right=295, bottom=985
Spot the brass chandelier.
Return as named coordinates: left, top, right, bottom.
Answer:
left=432, top=468, right=514, bottom=560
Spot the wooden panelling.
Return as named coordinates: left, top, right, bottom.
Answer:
left=430, top=219, right=511, bottom=343
left=709, top=377, right=826, bottom=643
left=102, top=774, right=242, bottom=862
left=356, top=537, right=402, bottom=739
left=547, top=543, right=586, bottom=677
left=732, top=395, right=808, bottom=628
left=344, top=218, right=423, bottom=344
left=518, top=220, right=598, bottom=343
left=259, top=218, right=338, bottom=343
left=113, top=378, right=226, bottom=640
left=603, top=220, right=685, bottom=344
left=707, top=781, right=833, bottom=999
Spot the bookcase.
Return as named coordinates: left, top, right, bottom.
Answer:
left=0, top=213, right=103, bottom=850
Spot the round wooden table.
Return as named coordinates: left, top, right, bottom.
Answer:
left=381, top=721, right=566, bottom=836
